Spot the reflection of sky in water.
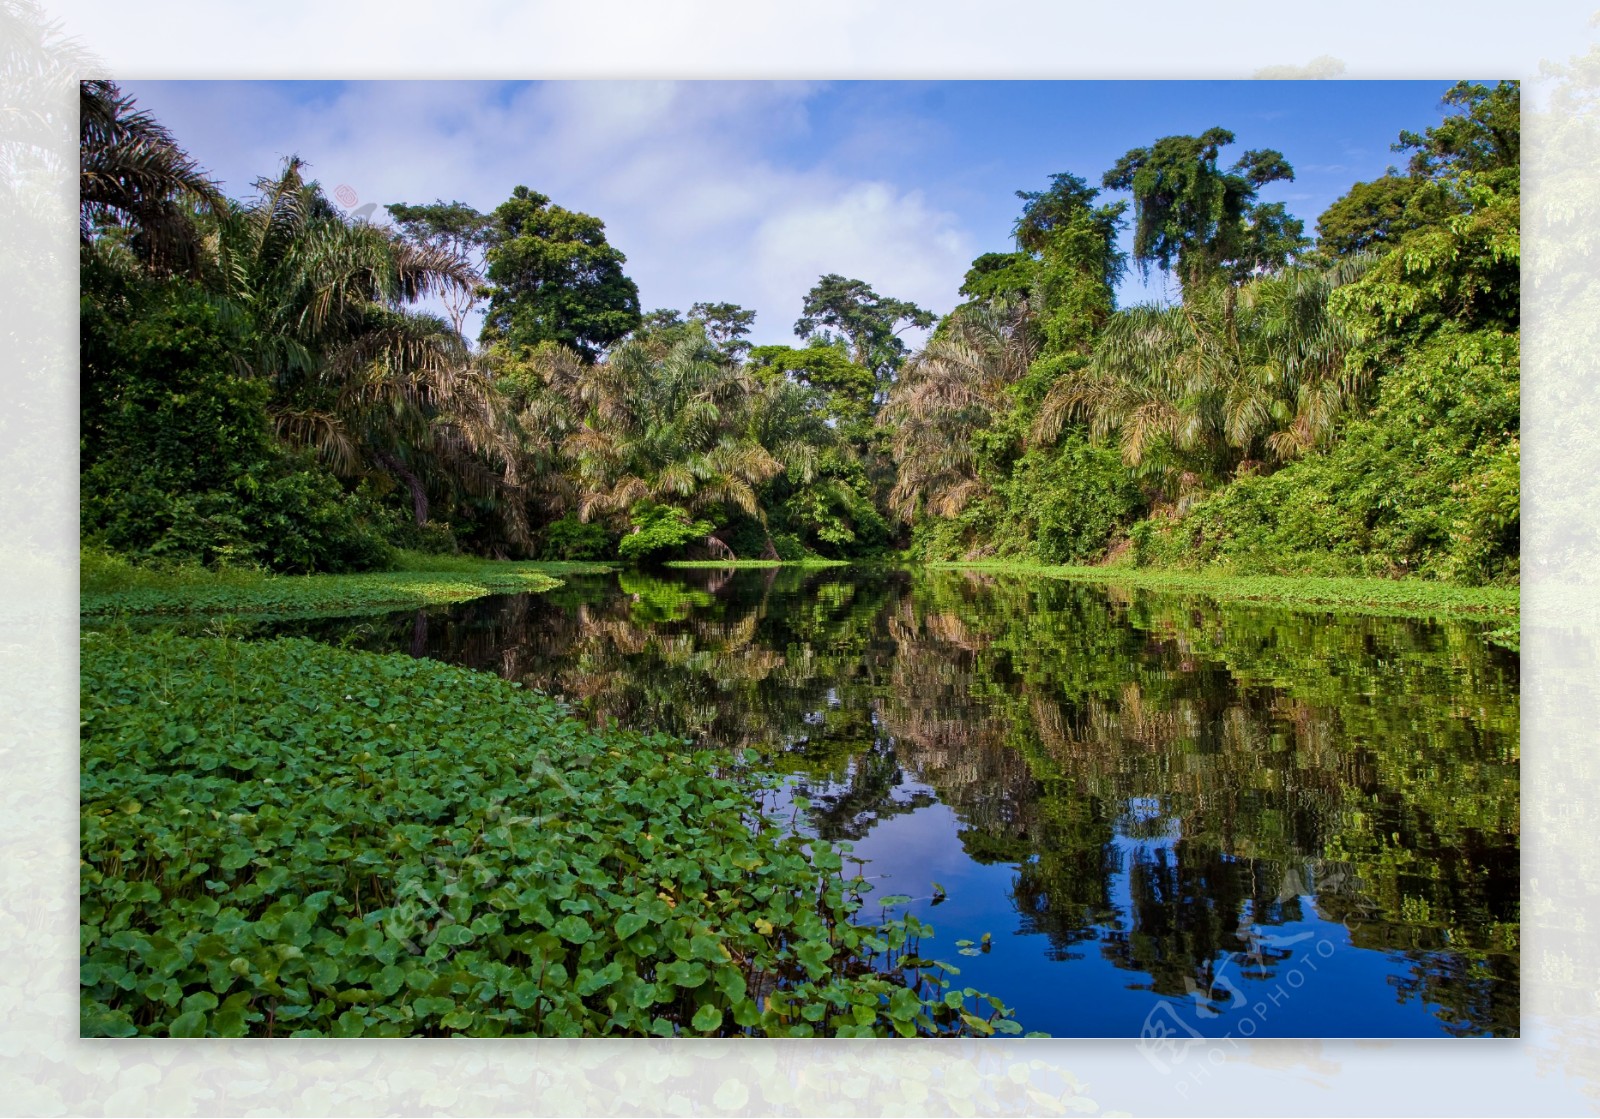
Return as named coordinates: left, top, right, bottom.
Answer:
left=269, top=567, right=1520, bottom=1038
left=810, top=793, right=1489, bottom=1038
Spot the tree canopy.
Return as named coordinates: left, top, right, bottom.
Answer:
left=1314, top=174, right=1430, bottom=258
left=1102, top=128, right=1305, bottom=289
left=793, top=274, right=935, bottom=404
left=384, top=200, right=495, bottom=334
left=1396, top=80, right=1520, bottom=180
left=79, top=79, right=225, bottom=276
left=79, top=80, right=1520, bottom=581
left=479, top=186, right=641, bottom=362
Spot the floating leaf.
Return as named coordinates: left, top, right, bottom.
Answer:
left=614, top=912, right=649, bottom=941
left=168, top=1010, right=206, bottom=1038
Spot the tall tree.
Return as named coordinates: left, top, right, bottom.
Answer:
left=384, top=200, right=494, bottom=335
left=1102, top=128, right=1306, bottom=292
left=1314, top=174, right=1431, bottom=258
left=793, top=274, right=935, bottom=405
left=1395, top=80, right=1520, bottom=180
left=688, top=301, right=757, bottom=361
left=955, top=173, right=1126, bottom=329
left=1019, top=173, right=1127, bottom=370
left=1314, top=82, right=1518, bottom=262
left=623, top=305, right=756, bottom=364
left=479, top=186, right=641, bottom=362
left=958, top=252, right=1037, bottom=306
left=747, top=341, right=877, bottom=429
left=883, top=300, right=1039, bottom=520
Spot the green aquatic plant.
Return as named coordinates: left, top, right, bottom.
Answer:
left=80, top=630, right=1031, bottom=1038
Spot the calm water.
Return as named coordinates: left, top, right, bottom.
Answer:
left=284, top=566, right=1520, bottom=1038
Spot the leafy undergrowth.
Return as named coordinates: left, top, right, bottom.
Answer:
left=80, top=549, right=608, bottom=618
left=935, top=561, right=1519, bottom=625
left=81, top=630, right=1028, bottom=1038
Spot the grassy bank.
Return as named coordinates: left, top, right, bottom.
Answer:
left=665, top=559, right=849, bottom=570
left=80, top=629, right=1026, bottom=1038
left=81, top=549, right=614, bottom=618
left=933, top=561, right=1519, bottom=625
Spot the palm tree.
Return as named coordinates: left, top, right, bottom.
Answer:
left=212, top=158, right=526, bottom=542
left=1033, top=260, right=1369, bottom=495
left=883, top=299, right=1039, bottom=520
left=534, top=330, right=783, bottom=529
left=79, top=80, right=224, bottom=274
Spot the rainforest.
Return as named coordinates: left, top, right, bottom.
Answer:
left=80, top=79, right=1519, bottom=1038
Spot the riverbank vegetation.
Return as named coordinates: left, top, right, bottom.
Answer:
left=80, top=547, right=586, bottom=617
left=933, top=562, right=1517, bottom=621
left=80, top=79, right=1517, bottom=585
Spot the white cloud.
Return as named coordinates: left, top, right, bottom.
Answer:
left=122, top=79, right=975, bottom=347
left=751, top=182, right=973, bottom=338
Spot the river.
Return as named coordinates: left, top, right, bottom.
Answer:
left=281, top=565, right=1520, bottom=1038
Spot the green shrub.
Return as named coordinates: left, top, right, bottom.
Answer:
left=538, top=514, right=614, bottom=561
left=616, top=502, right=713, bottom=562
left=80, top=279, right=389, bottom=574
left=769, top=532, right=808, bottom=562
left=999, top=437, right=1143, bottom=564
left=776, top=471, right=891, bottom=558
left=905, top=434, right=1142, bottom=565
left=1126, top=326, right=1519, bottom=586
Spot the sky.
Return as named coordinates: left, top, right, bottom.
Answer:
left=123, top=79, right=1465, bottom=348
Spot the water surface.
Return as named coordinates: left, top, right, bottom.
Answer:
left=283, top=566, right=1519, bottom=1038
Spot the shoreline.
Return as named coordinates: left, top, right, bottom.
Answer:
left=929, top=560, right=1519, bottom=625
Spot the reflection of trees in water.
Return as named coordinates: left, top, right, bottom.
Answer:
left=1101, top=843, right=1310, bottom=998
left=282, top=565, right=1520, bottom=1035
left=1390, top=948, right=1519, bottom=1038
left=870, top=571, right=1517, bottom=1033
left=791, top=737, right=937, bottom=842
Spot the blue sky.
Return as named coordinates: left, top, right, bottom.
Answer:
left=125, top=79, right=1462, bottom=346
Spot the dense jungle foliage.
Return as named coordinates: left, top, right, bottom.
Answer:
left=80, top=79, right=1519, bottom=585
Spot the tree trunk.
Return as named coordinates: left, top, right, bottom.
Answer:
left=376, top=450, right=429, bottom=526
left=1223, top=283, right=1239, bottom=354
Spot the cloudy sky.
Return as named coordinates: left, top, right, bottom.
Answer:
left=124, top=79, right=1462, bottom=347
